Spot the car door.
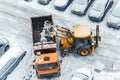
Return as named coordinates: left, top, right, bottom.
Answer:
left=0, top=44, right=4, bottom=55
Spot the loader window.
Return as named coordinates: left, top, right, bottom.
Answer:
left=74, top=37, right=91, bottom=49
left=37, top=62, right=58, bottom=70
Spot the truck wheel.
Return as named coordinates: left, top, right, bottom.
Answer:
left=36, top=72, right=40, bottom=78
left=78, top=47, right=91, bottom=56
left=61, top=51, right=67, bottom=57
left=5, top=45, right=9, bottom=52
left=57, top=72, right=61, bottom=77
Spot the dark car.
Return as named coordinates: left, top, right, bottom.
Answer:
left=88, top=0, right=113, bottom=22
left=38, top=0, right=52, bottom=5
left=0, top=38, right=9, bottom=55
left=71, top=0, right=94, bottom=16
left=54, top=0, right=73, bottom=11
left=0, top=47, right=26, bottom=80
left=107, top=0, right=120, bottom=29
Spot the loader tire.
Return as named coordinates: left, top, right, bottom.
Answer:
left=78, top=47, right=91, bottom=56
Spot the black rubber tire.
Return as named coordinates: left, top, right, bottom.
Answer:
left=78, top=47, right=91, bottom=56
left=5, top=45, right=9, bottom=52
left=61, top=51, right=67, bottom=57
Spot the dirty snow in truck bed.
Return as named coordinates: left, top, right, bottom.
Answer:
left=0, top=0, right=120, bottom=80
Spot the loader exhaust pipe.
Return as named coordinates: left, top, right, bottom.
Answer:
left=95, top=25, right=99, bottom=48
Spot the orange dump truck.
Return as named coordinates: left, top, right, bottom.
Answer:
left=31, top=15, right=60, bottom=79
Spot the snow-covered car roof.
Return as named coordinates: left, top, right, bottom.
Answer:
left=92, top=0, right=108, bottom=11
left=112, top=1, right=120, bottom=17
left=54, top=0, right=69, bottom=7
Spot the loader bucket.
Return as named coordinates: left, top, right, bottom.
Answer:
left=31, top=15, right=53, bottom=44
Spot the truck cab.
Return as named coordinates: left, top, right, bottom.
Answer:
left=35, top=52, right=60, bottom=78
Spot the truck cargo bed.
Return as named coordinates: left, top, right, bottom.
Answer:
left=31, top=15, right=55, bottom=45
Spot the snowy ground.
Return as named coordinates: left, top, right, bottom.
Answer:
left=0, top=0, right=120, bottom=80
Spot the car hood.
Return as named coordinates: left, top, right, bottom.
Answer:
left=0, top=38, right=8, bottom=44
left=108, top=14, right=120, bottom=24
left=89, top=9, right=103, bottom=18
left=54, top=0, right=68, bottom=7
left=72, top=3, right=87, bottom=13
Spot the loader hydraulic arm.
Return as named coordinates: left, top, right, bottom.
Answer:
left=52, top=25, right=73, bottom=38
left=52, top=32, right=66, bottom=39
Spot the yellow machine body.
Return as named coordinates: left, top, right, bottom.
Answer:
left=74, top=26, right=91, bottom=38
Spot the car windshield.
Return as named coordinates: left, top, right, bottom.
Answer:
left=112, top=5, right=120, bottom=17
left=37, top=62, right=58, bottom=70
left=92, top=1, right=106, bottom=12
left=73, top=73, right=89, bottom=80
left=77, top=0, right=87, bottom=5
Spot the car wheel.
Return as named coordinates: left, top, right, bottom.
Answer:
left=78, top=47, right=91, bottom=56
left=84, top=10, right=87, bottom=15
left=5, top=45, right=9, bottom=52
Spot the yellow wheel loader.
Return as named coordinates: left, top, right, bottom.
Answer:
left=52, top=25, right=101, bottom=57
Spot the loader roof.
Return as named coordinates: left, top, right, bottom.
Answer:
left=74, top=26, right=91, bottom=38
left=35, top=53, right=58, bottom=64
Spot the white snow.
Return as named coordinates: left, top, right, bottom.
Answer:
left=0, top=0, right=120, bottom=80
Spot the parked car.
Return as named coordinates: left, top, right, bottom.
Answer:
left=107, top=1, right=120, bottom=29
left=88, top=0, right=113, bottom=22
left=38, top=0, right=51, bottom=5
left=0, top=38, right=9, bottom=55
left=54, top=0, right=73, bottom=11
left=0, top=47, right=26, bottom=80
left=72, top=68, right=94, bottom=80
left=71, top=0, right=94, bottom=16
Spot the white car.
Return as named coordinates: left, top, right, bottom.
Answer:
left=72, top=68, right=94, bottom=80
left=107, top=0, right=120, bottom=29
left=54, top=0, right=73, bottom=11
left=71, top=0, right=94, bottom=16
left=0, top=38, right=9, bottom=55
left=0, top=47, right=26, bottom=80
left=88, top=0, right=113, bottom=22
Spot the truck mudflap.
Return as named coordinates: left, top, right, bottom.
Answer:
left=38, top=72, right=60, bottom=79
left=31, top=15, right=55, bottom=44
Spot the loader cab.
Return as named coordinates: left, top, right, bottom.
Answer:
left=73, top=26, right=92, bottom=56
